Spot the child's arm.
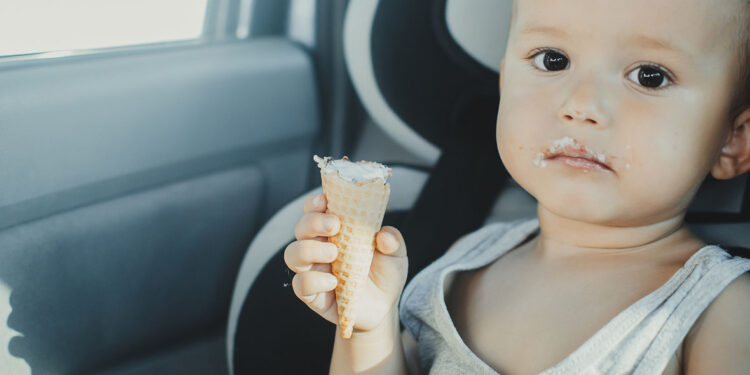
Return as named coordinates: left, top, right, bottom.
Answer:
left=284, top=192, right=411, bottom=374
left=329, top=306, right=409, bottom=374
left=682, top=273, right=750, bottom=374
left=329, top=231, right=468, bottom=374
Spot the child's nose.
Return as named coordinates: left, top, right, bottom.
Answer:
left=558, top=79, right=607, bottom=127
left=563, top=110, right=598, bottom=125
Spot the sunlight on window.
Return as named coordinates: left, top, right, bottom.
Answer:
left=0, top=0, right=208, bottom=57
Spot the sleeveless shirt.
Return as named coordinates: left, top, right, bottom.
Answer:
left=398, top=218, right=750, bottom=374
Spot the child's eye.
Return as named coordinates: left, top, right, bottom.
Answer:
left=526, top=49, right=676, bottom=92
left=625, top=65, right=674, bottom=90
left=528, top=48, right=569, bottom=71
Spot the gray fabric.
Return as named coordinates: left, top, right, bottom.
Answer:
left=0, top=38, right=319, bottom=231
left=97, top=331, right=227, bottom=375
left=688, top=222, right=750, bottom=248
left=0, top=165, right=264, bottom=374
left=399, top=218, right=750, bottom=374
left=688, top=174, right=747, bottom=213
left=485, top=183, right=538, bottom=224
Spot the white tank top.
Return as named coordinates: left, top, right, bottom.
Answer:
left=398, top=218, right=750, bottom=374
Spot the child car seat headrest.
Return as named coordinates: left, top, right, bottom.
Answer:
left=344, top=0, right=512, bottom=165
left=344, top=0, right=513, bottom=279
left=444, top=0, right=510, bottom=74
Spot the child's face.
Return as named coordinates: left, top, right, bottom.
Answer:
left=496, top=0, right=743, bottom=226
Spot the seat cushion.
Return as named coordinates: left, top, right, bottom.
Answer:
left=0, top=165, right=263, bottom=373
left=97, top=331, right=227, bottom=375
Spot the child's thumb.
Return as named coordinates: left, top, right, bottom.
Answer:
left=376, top=226, right=407, bottom=258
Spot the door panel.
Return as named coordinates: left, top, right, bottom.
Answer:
left=0, top=38, right=320, bottom=373
left=0, top=39, right=318, bottom=230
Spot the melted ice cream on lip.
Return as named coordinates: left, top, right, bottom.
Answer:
left=533, top=136, right=612, bottom=171
left=313, top=155, right=392, bottom=183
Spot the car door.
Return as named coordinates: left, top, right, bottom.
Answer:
left=0, top=1, right=327, bottom=373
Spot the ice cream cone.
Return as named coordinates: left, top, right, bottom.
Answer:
left=314, top=155, right=391, bottom=338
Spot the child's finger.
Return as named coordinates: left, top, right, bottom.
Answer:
left=291, top=271, right=339, bottom=303
left=306, top=289, right=337, bottom=319
left=375, top=226, right=407, bottom=258
left=303, top=193, right=327, bottom=214
left=284, top=240, right=339, bottom=273
left=299, top=263, right=335, bottom=313
left=294, top=212, right=341, bottom=240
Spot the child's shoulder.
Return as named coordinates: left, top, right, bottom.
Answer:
left=682, top=270, right=750, bottom=372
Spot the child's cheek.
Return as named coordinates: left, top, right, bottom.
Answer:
left=621, top=134, right=701, bottom=220
left=496, top=115, right=518, bottom=172
left=497, top=120, right=544, bottom=193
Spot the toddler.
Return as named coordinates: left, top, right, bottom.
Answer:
left=284, top=0, right=750, bottom=373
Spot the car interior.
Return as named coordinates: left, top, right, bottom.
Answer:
left=0, top=1, right=748, bottom=374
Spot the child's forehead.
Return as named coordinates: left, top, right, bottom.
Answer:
left=513, top=0, right=742, bottom=56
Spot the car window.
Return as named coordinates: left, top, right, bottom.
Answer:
left=0, top=0, right=209, bottom=58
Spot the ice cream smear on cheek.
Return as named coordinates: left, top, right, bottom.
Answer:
left=314, top=155, right=392, bottom=183
left=625, top=145, right=631, bottom=170
left=532, top=136, right=610, bottom=171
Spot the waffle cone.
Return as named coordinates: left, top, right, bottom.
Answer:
left=319, top=167, right=390, bottom=339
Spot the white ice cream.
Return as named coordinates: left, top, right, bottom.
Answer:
left=314, top=155, right=391, bottom=183
left=533, top=152, right=547, bottom=168
left=534, top=136, right=607, bottom=168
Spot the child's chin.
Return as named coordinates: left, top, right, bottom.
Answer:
left=539, top=192, right=626, bottom=224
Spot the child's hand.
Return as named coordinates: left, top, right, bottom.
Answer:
left=284, top=192, right=409, bottom=334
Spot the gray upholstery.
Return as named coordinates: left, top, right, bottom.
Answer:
left=0, top=165, right=262, bottom=373
left=0, top=37, right=321, bottom=374
left=0, top=38, right=319, bottom=231
left=343, top=0, right=441, bottom=164
left=99, top=333, right=226, bottom=375
left=689, top=222, right=749, bottom=246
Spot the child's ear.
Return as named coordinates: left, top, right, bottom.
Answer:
left=711, top=107, right=750, bottom=179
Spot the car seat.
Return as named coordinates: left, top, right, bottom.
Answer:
left=226, top=1, right=750, bottom=374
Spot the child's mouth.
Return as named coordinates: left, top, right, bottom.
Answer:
left=533, top=136, right=615, bottom=174
left=548, top=155, right=613, bottom=173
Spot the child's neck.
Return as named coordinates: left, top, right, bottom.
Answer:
left=535, top=204, right=704, bottom=260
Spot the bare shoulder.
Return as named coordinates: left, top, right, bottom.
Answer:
left=401, top=328, right=421, bottom=375
left=683, top=271, right=750, bottom=374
